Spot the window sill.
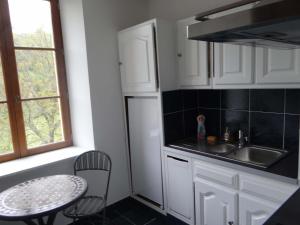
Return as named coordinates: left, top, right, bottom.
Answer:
left=0, top=146, right=88, bottom=178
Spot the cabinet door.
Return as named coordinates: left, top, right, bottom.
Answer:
left=256, top=47, right=300, bottom=84
left=195, top=179, right=238, bottom=225
left=214, top=43, right=254, bottom=85
left=128, top=98, right=163, bottom=205
left=239, top=193, right=278, bottom=225
left=118, top=23, right=157, bottom=93
left=177, top=18, right=209, bottom=87
left=165, top=154, right=193, bottom=221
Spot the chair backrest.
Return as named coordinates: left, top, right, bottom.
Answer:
left=74, top=150, right=112, bottom=172
left=74, top=150, right=112, bottom=199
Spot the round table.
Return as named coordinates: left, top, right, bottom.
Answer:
left=0, top=175, right=87, bottom=225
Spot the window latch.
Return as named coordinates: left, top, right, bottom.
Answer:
left=15, top=95, right=21, bottom=103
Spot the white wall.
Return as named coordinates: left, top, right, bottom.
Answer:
left=60, top=0, right=95, bottom=149
left=81, top=0, right=149, bottom=205
left=148, top=0, right=240, bottom=21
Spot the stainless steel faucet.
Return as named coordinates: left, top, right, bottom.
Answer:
left=238, top=130, right=247, bottom=149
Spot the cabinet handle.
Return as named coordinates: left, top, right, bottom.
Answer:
left=228, top=221, right=234, bottom=225
left=167, top=155, right=188, bottom=163
left=119, top=62, right=123, bottom=66
left=177, top=53, right=182, bottom=57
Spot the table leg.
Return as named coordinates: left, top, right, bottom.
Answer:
left=23, top=213, right=57, bottom=225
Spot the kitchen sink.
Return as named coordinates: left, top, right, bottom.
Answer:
left=175, top=142, right=235, bottom=155
left=227, top=146, right=288, bottom=168
left=206, top=143, right=235, bottom=155
left=169, top=138, right=288, bottom=169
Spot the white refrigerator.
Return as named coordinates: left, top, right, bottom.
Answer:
left=127, top=97, right=163, bottom=206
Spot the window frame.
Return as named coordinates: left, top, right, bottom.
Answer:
left=0, top=0, right=72, bottom=162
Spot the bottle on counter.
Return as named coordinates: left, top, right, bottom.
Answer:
left=197, top=114, right=206, bottom=142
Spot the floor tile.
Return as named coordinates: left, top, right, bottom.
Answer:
left=109, top=216, right=134, bottom=225
left=68, top=197, right=187, bottom=225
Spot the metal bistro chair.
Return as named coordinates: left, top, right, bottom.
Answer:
left=63, top=151, right=112, bottom=225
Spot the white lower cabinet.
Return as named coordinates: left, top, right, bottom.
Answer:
left=163, top=151, right=298, bottom=225
left=238, top=173, right=298, bottom=225
left=195, top=179, right=238, bottom=225
left=164, top=153, right=194, bottom=224
left=239, top=193, right=278, bottom=225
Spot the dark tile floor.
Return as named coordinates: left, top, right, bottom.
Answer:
left=70, top=197, right=187, bottom=225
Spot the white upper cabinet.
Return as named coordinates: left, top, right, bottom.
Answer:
left=195, top=179, right=238, bottom=225
left=214, top=43, right=254, bottom=85
left=256, top=47, right=300, bottom=84
left=177, top=18, right=209, bottom=88
left=118, top=23, right=157, bottom=93
left=239, top=193, right=278, bottom=225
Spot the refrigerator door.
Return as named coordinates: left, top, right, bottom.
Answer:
left=128, top=97, right=163, bottom=205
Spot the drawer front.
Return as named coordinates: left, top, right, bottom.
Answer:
left=193, top=160, right=239, bottom=189
left=239, top=174, right=298, bottom=203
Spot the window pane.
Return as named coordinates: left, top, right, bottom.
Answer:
left=15, top=50, right=59, bottom=99
left=0, top=104, right=13, bottom=155
left=22, top=98, right=64, bottom=149
left=0, top=58, right=6, bottom=101
left=8, top=0, right=54, bottom=48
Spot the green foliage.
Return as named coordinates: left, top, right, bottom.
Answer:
left=0, top=29, right=64, bottom=154
left=0, top=63, right=5, bottom=101
left=0, top=105, right=13, bottom=154
left=14, top=28, right=54, bottom=49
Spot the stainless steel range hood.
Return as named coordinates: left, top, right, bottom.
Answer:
left=188, top=0, right=300, bottom=49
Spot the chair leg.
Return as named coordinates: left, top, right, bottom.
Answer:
left=102, top=208, right=106, bottom=225
left=88, top=217, right=96, bottom=225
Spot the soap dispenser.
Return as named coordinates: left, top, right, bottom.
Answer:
left=224, top=127, right=230, bottom=143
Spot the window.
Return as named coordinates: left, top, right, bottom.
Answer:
left=0, top=0, right=72, bottom=162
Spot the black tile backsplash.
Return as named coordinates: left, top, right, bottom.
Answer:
left=221, top=90, right=249, bottom=110
left=250, top=89, right=285, bottom=113
left=163, top=89, right=300, bottom=152
left=286, top=89, right=300, bottom=114
left=221, top=110, right=249, bottom=139
left=198, top=90, right=220, bottom=108
left=164, top=112, right=184, bottom=144
left=251, top=112, right=284, bottom=148
left=285, top=115, right=300, bottom=151
left=162, top=90, right=183, bottom=114
left=183, top=90, right=197, bottom=109
left=184, top=109, right=198, bottom=138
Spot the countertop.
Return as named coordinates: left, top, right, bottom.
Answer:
left=168, top=138, right=298, bottom=179
left=264, top=187, right=300, bottom=225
